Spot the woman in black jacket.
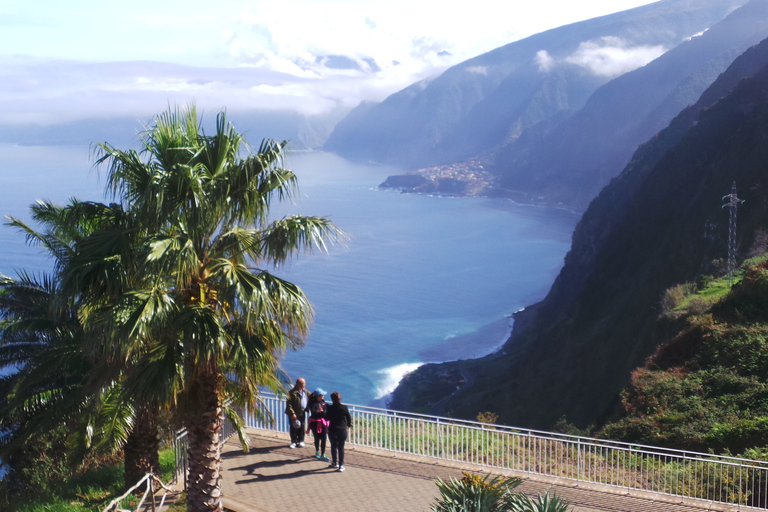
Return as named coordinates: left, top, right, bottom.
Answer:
left=326, top=391, right=352, bottom=472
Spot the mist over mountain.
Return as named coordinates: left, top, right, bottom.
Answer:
left=0, top=108, right=348, bottom=150
left=324, top=0, right=768, bottom=210
left=391, top=35, right=768, bottom=430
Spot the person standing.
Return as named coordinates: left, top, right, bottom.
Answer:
left=307, top=389, right=330, bottom=461
left=285, top=378, right=309, bottom=448
left=326, top=391, right=352, bottom=472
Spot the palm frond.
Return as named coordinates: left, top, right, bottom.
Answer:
left=223, top=404, right=250, bottom=453
left=260, top=215, right=348, bottom=264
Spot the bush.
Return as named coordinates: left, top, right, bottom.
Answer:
left=431, top=472, right=522, bottom=512
left=0, top=446, right=178, bottom=512
left=661, top=284, right=688, bottom=314
left=477, top=412, right=499, bottom=425
left=506, top=491, right=572, bottom=512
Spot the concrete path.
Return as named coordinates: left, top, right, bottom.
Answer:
left=220, top=431, right=745, bottom=512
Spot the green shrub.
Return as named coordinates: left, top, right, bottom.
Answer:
left=477, top=412, right=499, bottom=425
left=506, top=491, right=571, bottom=512
left=661, top=284, right=689, bottom=314
left=0, top=446, right=177, bottom=511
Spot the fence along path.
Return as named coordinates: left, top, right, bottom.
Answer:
left=219, top=431, right=750, bottom=512
left=214, top=392, right=768, bottom=510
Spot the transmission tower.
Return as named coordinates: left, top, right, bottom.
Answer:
left=722, top=181, right=744, bottom=287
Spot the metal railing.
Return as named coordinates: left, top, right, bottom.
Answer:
left=172, top=429, right=188, bottom=490
left=172, top=408, right=238, bottom=491
left=237, top=392, right=768, bottom=509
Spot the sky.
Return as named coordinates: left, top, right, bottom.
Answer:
left=0, top=0, right=658, bottom=125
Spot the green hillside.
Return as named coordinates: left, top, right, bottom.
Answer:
left=601, top=257, right=768, bottom=454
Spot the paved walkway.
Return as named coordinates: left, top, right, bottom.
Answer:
left=219, top=431, right=746, bottom=512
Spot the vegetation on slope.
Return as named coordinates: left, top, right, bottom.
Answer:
left=601, top=256, right=768, bottom=455
left=0, top=430, right=177, bottom=512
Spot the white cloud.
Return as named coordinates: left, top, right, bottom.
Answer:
left=535, top=50, right=556, bottom=72
left=466, top=66, right=489, bottom=76
left=564, top=36, right=666, bottom=77
left=684, top=29, right=708, bottom=41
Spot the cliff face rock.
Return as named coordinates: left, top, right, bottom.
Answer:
left=393, top=37, right=768, bottom=430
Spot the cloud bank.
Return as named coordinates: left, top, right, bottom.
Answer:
left=0, top=0, right=659, bottom=125
left=565, top=36, right=666, bottom=77
left=536, top=37, right=666, bottom=77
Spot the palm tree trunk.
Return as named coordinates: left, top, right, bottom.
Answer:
left=124, top=402, right=160, bottom=492
left=186, top=364, right=224, bottom=512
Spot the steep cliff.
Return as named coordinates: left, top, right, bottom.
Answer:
left=392, top=37, right=768, bottom=430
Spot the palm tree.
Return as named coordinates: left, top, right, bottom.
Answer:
left=0, top=199, right=162, bottom=488
left=89, top=105, right=344, bottom=511
left=0, top=271, right=87, bottom=460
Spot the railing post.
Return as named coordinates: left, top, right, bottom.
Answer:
left=577, top=438, right=582, bottom=482
left=527, top=430, right=532, bottom=475
left=740, top=461, right=744, bottom=507
left=437, top=417, right=443, bottom=460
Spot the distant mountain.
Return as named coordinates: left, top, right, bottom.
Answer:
left=391, top=35, right=768, bottom=430
left=324, top=0, right=768, bottom=210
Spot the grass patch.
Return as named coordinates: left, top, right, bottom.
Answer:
left=4, top=448, right=178, bottom=512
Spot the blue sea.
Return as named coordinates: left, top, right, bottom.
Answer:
left=0, top=145, right=579, bottom=407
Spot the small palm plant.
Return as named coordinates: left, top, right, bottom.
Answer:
left=430, top=472, right=572, bottom=512
left=505, top=490, right=571, bottom=512
left=430, top=472, right=523, bottom=512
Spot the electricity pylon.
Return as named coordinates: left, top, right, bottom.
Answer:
left=722, top=181, right=744, bottom=287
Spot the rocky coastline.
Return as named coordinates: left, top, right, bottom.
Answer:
left=387, top=301, right=544, bottom=419
left=387, top=362, right=467, bottom=415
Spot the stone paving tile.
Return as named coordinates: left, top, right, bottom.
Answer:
left=221, top=434, right=453, bottom=512
left=220, top=432, right=745, bottom=512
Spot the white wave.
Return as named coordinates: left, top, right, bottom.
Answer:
left=374, top=362, right=423, bottom=399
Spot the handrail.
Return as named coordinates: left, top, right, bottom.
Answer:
left=102, top=473, right=175, bottom=512
left=234, top=392, right=768, bottom=509
left=171, top=407, right=238, bottom=492
left=312, top=400, right=767, bottom=465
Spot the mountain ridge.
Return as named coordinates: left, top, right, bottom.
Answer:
left=325, top=0, right=747, bottom=174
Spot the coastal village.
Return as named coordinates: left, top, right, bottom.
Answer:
left=381, top=158, right=496, bottom=196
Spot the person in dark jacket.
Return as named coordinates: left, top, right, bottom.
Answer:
left=285, top=377, right=309, bottom=448
left=326, top=391, right=352, bottom=472
left=307, top=388, right=330, bottom=461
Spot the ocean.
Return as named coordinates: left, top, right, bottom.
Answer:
left=0, top=145, right=580, bottom=407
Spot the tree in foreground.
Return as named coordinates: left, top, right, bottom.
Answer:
left=84, top=105, right=343, bottom=511
left=0, top=200, right=160, bottom=491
